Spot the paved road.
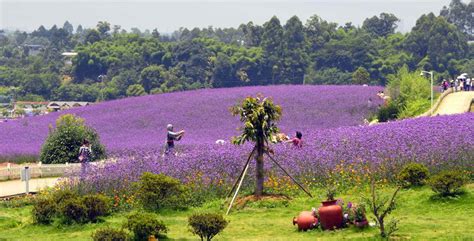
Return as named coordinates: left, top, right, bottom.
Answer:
left=0, top=177, right=59, bottom=197
left=432, top=91, right=474, bottom=116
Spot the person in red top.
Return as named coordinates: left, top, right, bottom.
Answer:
left=286, top=131, right=303, bottom=148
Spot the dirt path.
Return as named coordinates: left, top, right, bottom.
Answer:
left=432, top=91, right=474, bottom=116
left=0, top=177, right=59, bottom=197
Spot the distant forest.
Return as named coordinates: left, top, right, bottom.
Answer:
left=0, top=0, right=473, bottom=102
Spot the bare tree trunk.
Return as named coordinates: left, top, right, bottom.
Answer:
left=255, top=142, right=264, bottom=197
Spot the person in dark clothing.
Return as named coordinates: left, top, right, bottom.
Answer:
left=165, top=124, right=185, bottom=155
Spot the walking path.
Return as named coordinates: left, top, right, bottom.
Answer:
left=0, top=177, right=59, bottom=197
left=432, top=91, right=474, bottom=116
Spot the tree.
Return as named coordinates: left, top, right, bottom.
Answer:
left=440, top=0, right=474, bottom=40
left=261, top=16, right=284, bottom=84
left=126, top=84, right=146, bottom=96
left=212, top=53, right=234, bottom=88
left=84, top=29, right=101, bottom=44
left=352, top=67, right=370, bottom=85
left=282, top=16, right=308, bottom=84
left=40, top=114, right=106, bottom=164
left=362, top=13, right=399, bottom=37
left=96, top=21, right=111, bottom=38
left=231, top=95, right=281, bottom=197
left=404, top=13, right=468, bottom=73
left=140, top=65, right=167, bottom=92
left=63, top=21, right=74, bottom=34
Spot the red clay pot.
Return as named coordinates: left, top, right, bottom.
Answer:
left=318, top=200, right=343, bottom=230
left=293, top=211, right=318, bottom=231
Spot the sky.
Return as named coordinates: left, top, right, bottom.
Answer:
left=0, top=0, right=457, bottom=33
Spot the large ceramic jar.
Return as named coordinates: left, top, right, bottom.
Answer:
left=293, top=211, right=318, bottom=231
left=318, top=200, right=343, bottom=230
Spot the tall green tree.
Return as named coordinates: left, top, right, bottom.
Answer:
left=261, top=16, right=284, bottom=85
left=352, top=67, right=371, bottom=85
left=362, top=13, right=399, bottom=37
left=440, top=0, right=474, bottom=40
left=231, top=95, right=281, bottom=197
left=282, top=16, right=308, bottom=84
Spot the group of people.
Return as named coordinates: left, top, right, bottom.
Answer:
left=77, top=124, right=303, bottom=162
left=441, top=74, right=472, bottom=92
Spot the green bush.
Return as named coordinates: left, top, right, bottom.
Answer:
left=92, top=227, right=129, bottom=241
left=123, top=212, right=168, bottom=241
left=398, top=98, right=431, bottom=118
left=51, top=189, right=79, bottom=204
left=40, top=114, right=106, bottom=164
left=58, top=198, right=88, bottom=224
left=376, top=101, right=399, bottom=122
left=82, top=194, right=112, bottom=222
left=136, top=172, right=190, bottom=211
left=398, top=162, right=429, bottom=187
left=32, top=197, right=56, bottom=224
left=429, top=170, right=468, bottom=197
left=188, top=213, right=228, bottom=241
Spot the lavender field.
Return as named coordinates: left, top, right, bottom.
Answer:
left=79, top=113, right=474, bottom=195
left=0, top=85, right=381, bottom=158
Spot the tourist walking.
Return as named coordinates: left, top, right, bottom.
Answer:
left=465, top=78, right=471, bottom=91
left=165, top=124, right=185, bottom=155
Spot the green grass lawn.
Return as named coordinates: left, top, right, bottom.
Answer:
left=1, top=184, right=473, bottom=241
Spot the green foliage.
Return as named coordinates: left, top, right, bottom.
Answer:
left=325, top=186, right=336, bottom=201
left=126, top=84, right=146, bottom=97
left=383, top=66, right=431, bottom=119
left=135, top=172, right=190, bottom=211
left=123, top=212, right=168, bottom=241
left=362, top=13, right=399, bottom=38
left=376, top=101, right=399, bottom=122
left=352, top=66, right=371, bottom=85
left=40, top=114, right=106, bottom=164
left=92, top=227, right=129, bottom=241
left=82, top=194, right=112, bottom=222
left=398, top=98, right=431, bottom=119
left=32, top=197, right=56, bottom=224
left=188, top=213, right=228, bottom=241
left=429, top=170, right=468, bottom=197
left=398, top=162, right=430, bottom=187
left=365, top=180, right=401, bottom=238
left=58, top=198, right=88, bottom=224
left=230, top=94, right=281, bottom=145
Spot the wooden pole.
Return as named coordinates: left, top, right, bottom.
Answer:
left=264, top=151, right=313, bottom=198
left=226, top=147, right=256, bottom=198
left=226, top=157, right=252, bottom=215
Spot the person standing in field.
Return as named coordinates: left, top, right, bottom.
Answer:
left=465, top=78, right=471, bottom=91
left=78, top=139, right=92, bottom=179
left=165, top=124, right=185, bottom=155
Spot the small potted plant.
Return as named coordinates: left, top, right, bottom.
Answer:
left=318, top=187, right=343, bottom=230
left=352, top=204, right=368, bottom=228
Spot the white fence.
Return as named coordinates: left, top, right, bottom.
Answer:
left=0, top=163, right=81, bottom=181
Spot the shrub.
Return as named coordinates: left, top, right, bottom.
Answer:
left=398, top=162, right=429, bottom=187
left=82, top=194, right=112, bottom=222
left=376, top=101, right=399, bottom=122
left=32, top=197, right=56, bottom=224
left=123, top=212, right=168, bottom=241
left=58, top=198, right=88, bottom=224
left=40, top=114, right=106, bottom=164
left=92, top=227, right=129, bottom=241
left=51, top=189, right=79, bottom=204
left=429, top=170, right=468, bottom=197
left=188, top=213, right=228, bottom=241
left=136, top=172, right=190, bottom=211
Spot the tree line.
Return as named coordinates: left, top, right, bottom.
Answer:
left=0, top=0, right=472, bottom=102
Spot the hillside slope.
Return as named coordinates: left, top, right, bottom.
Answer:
left=0, top=85, right=381, bottom=157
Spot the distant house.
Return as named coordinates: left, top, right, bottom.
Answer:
left=23, top=44, right=44, bottom=56
left=61, top=52, right=78, bottom=66
left=47, top=101, right=90, bottom=111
